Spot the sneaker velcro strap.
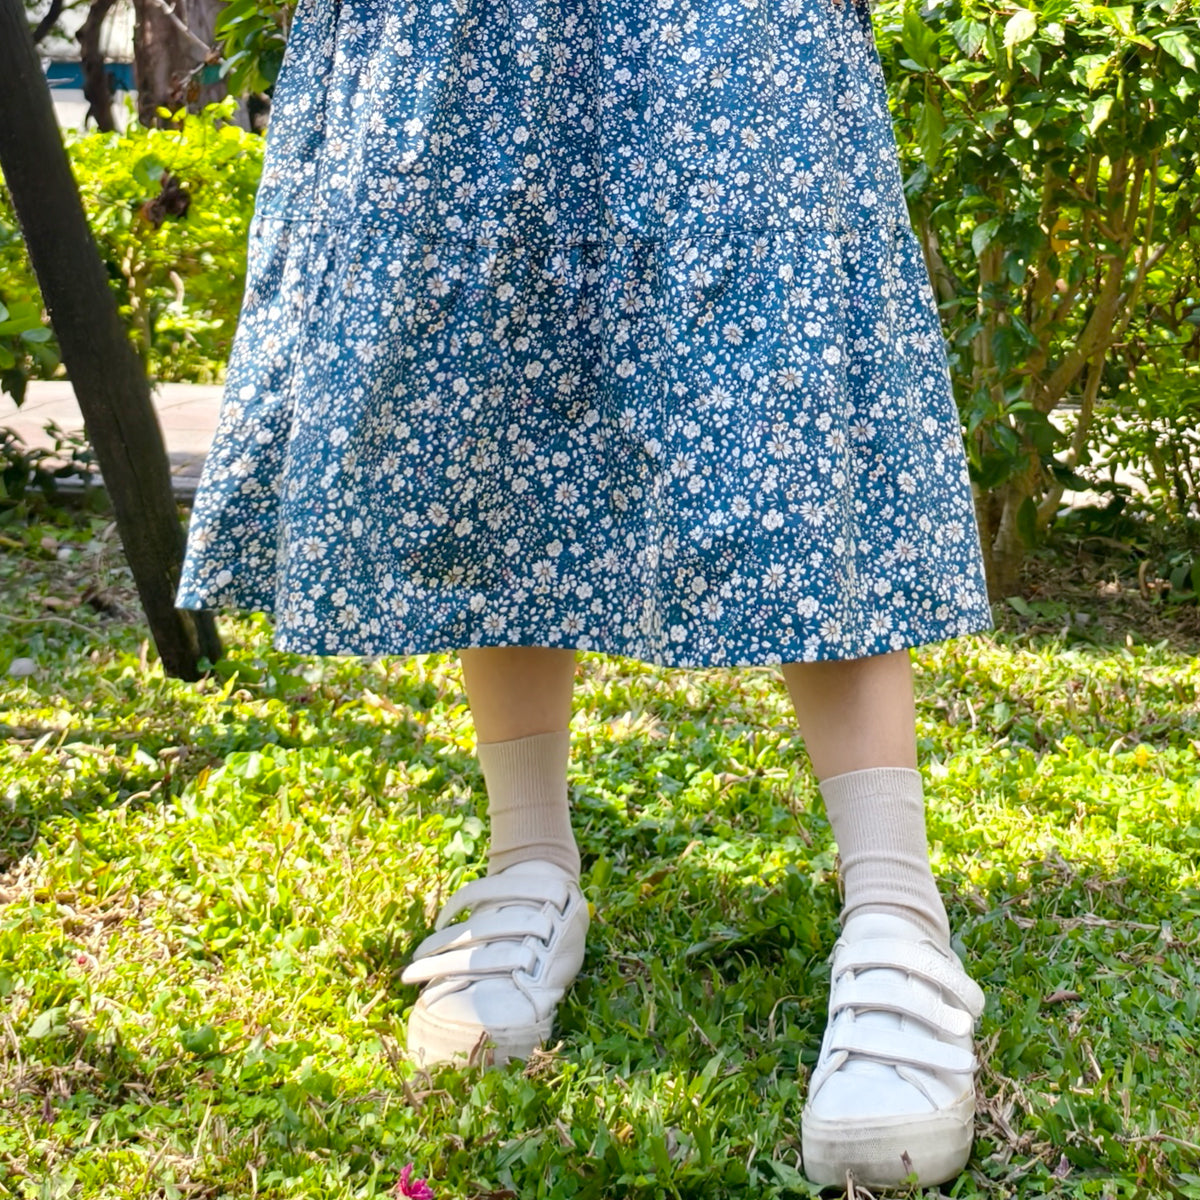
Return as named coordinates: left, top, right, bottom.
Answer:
left=834, top=939, right=985, bottom=1019
left=400, top=942, right=540, bottom=986
left=827, top=1025, right=978, bottom=1075
left=434, top=876, right=574, bottom=931
left=829, top=975, right=975, bottom=1039
left=409, top=909, right=557, bottom=960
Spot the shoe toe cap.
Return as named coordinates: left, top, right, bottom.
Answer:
left=809, top=1056, right=939, bottom=1122
left=419, top=977, right=543, bottom=1031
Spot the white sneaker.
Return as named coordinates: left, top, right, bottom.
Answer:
left=401, top=860, right=589, bottom=1067
left=801, top=913, right=986, bottom=1189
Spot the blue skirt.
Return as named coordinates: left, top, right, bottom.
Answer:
left=174, top=0, right=993, bottom=668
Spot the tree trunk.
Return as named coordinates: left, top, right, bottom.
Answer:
left=977, top=463, right=1040, bottom=601
left=987, top=491, right=1030, bottom=601
left=0, top=0, right=222, bottom=681
left=76, top=0, right=117, bottom=132
left=133, top=0, right=226, bottom=126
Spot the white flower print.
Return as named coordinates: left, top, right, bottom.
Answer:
left=175, top=0, right=992, bottom=669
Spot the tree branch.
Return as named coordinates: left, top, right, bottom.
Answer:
left=76, top=0, right=118, bottom=132
left=144, top=0, right=213, bottom=61
left=32, top=0, right=66, bottom=43
left=1037, top=251, right=1129, bottom=413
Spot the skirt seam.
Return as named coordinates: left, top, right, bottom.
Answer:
left=248, top=213, right=911, bottom=248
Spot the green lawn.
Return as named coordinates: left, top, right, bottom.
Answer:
left=1, top=505, right=1198, bottom=1199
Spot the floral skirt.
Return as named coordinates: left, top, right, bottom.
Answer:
left=174, top=0, right=993, bottom=668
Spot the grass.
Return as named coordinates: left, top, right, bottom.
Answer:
left=1, top=500, right=1199, bottom=1199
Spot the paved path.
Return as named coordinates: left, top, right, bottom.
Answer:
left=3, top=380, right=223, bottom=501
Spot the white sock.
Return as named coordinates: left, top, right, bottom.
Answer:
left=818, top=766, right=951, bottom=947
left=477, top=730, right=580, bottom=880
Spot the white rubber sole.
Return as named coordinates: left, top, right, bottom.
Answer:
left=801, top=1092, right=975, bottom=1189
left=406, top=998, right=553, bottom=1068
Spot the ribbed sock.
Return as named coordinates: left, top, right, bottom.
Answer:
left=818, top=765, right=951, bottom=947
left=477, top=730, right=580, bottom=880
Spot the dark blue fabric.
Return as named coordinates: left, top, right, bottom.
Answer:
left=176, top=0, right=993, bottom=666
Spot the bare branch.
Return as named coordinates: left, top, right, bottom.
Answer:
left=32, top=0, right=66, bottom=43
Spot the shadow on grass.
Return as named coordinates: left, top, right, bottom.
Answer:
left=6, top=813, right=1197, bottom=1200
left=0, top=653, right=483, bottom=872
left=4, top=588, right=1200, bottom=1196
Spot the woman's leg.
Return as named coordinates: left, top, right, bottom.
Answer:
left=459, top=647, right=580, bottom=877
left=780, top=649, right=946, bottom=940
left=782, top=650, right=983, bottom=1188
left=780, top=648, right=917, bottom=777
left=401, top=647, right=587, bottom=1066
left=458, top=647, right=577, bottom=743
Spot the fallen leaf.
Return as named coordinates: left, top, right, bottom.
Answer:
left=1043, top=990, right=1084, bottom=1006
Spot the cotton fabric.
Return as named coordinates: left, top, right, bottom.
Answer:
left=174, top=0, right=993, bottom=667
left=819, top=766, right=951, bottom=946
left=479, top=731, right=580, bottom=878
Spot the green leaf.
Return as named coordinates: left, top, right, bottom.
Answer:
left=1021, top=410, right=1061, bottom=456
left=213, top=0, right=259, bottom=35
left=1004, top=9, right=1038, bottom=47
left=977, top=107, right=1009, bottom=135
left=1049, top=463, right=1091, bottom=491
left=1081, top=53, right=1112, bottom=89
left=131, top=154, right=167, bottom=187
left=1087, top=95, right=1115, bottom=133
left=178, top=1024, right=221, bottom=1056
left=27, top=1007, right=68, bottom=1039
left=972, top=217, right=1002, bottom=258
left=949, top=17, right=988, bottom=57
left=992, top=423, right=1021, bottom=456
left=901, top=8, right=940, bottom=72
left=1016, top=43, right=1043, bottom=79
left=0, top=315, right=43, bottom=337
left=1159, top=31, right=1198, bottom=70
left=259, top=49, right=285, bottom=87
left=916, top=98, right=946, bottom=170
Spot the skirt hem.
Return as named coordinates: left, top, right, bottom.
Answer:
left=174, top=595, right=996, bottom=671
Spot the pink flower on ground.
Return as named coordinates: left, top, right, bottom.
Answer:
left=394, top=1163, right=435, bottom=1200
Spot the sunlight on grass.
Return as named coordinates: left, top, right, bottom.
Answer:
left=2, top=512, right=1199, bottom=1198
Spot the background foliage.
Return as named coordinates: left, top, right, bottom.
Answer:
left=212, top=0, right=293, bottom=96
left=873, top=0, right=1200, bottom=592
left=0, top=98, right=262, bottom=392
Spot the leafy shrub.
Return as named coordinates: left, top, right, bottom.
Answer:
left=873, top=0, right=1200, bottom=594
left=0, top=201, right=59, bottom=404
left=0, top=421, right=100, bottom=507
left=214, top=0, right=296, bottom=96
left=0, top=97, right=264, bottom=392
left=0, top=292, right=57, bottom=407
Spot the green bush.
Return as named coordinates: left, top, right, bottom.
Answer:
left=214, top=0, right=295, bottom=95
left=0, top=208, right=58, bottom=405
left=0, top=97, right=264, bottom=393
left=873, top=0, right=1200, bottom=592
left=0, top=421, right=100, bottom=507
